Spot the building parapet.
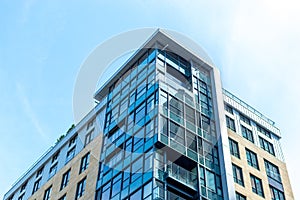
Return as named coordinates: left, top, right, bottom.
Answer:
left=222, top=89, right=281, bottom=137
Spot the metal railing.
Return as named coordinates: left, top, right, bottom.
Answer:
left=223, top=89, right=276, bottom=126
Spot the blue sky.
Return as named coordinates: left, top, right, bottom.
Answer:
left=1, top=0, right=300, bottom=199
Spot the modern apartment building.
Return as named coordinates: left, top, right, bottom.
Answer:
left=4, top=29, right=294, bottom=200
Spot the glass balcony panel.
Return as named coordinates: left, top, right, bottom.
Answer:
left=167, top=162, right=197, bottom=190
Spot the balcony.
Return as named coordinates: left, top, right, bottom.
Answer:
left=166, top=162, right=197, bottom=190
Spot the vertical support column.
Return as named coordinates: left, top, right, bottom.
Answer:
left=210, top=67, right=236, bottom=200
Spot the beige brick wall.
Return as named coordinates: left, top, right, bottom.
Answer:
left=29, top=134, right=102, bottom=200
left=228, top=129, right=294, bottom=200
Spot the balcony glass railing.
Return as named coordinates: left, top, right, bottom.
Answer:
left=167, top=162, right=197, bottom=190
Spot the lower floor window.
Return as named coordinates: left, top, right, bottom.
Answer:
left=250, top=174, right=264, bottom=197
left=75, top=177, right=86, bottom=199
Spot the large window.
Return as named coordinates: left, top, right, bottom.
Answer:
left=111, top=173, right=122, bottom=197
left=79, top=152, right=90, bottom=173
left=75, top=177, right=86, bottom=199
left=232, top=164, right=244, bottom=186
left=270, top=185, right=285, bottom=200
left=186, top=131, right=197, bottom=152
left=246, top=148, right=259, bottom=170
left=241, top=125, right=254, bottom=143
left=229, top=138, right=240, bottom=158
left=60, top=169, right=71, bottom=190
left=264, top=160, right=282, bottom=183
left=226, top=116, right=236, bottom=131
left=185, top=105, right=195, bottom=124
left=259, top=137, right=275, bottom=155
left=170, top=121, right=185, bottom=146
left=169, top=95, right=183, bottom=117
left=43, top=186, right=52, bottom=200
left=250, top=174, right=264, bottom=197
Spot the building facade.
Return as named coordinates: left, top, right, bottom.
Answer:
left=4, top=30, right=294, bottom=200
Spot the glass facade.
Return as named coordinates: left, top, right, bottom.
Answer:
left=95, top=47, right=225, bottom=200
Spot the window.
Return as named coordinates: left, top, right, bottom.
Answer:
left=32, top=178, right=41, bottom=194
left=246, top=148, right=259, bottom=170
left=170, top=121, right=185, bottom=145
left=131, top=156, right=143, bottom=182
left=60, top=169, right=71, bottom=190
left=169, top=95, right=183, bottom=117
left=136, top=83, right=147, bottom=99
left=236, top=192, right=246, bottom=200
left=206, top=170, right=216, bottom=192
left=101, top=181, right=111, bottom=200
left=122, top=168, right=130, bottom=190
left=250, top=174, right=264, bottom=197
left=79, top=152, right=90, bottom=173
left=111, top=173, right=122, bottom=197
left=49, top=163, right=58, bottom=178
left=135, top=102, right=146, bottom=123
left=186, top=131, right=197, bottom=152
left=43, top=186, right=52, bottom=200
left=58, top=194, right=66, bottom=200
left=225, top=104, right=233, bottom=114
left=66, top=147, right=76, bottom=162
left=232, top=164, right=244, bottom=186
left=226, top=116, right=236, bottom=131
left=201, top=114, right=210, bottom=132
left=241, top=125, right=254, bottom=143
left=85, top=130, right=94, bottom=146
left=75, top=177, right=86, bottom=199
left=18, top=194, right=24, bottom=200
left=270, top=185, right=285, bottom=200
left=264, top=160, right=282, bottom=183
left=257, top=125, right=271, bottom=138
left=36, top=166, right=44, bottom=178
left=69, top=135, right=77, bottom=147
left=259, top=137, right=275, bottom=155
left=147, top=94, right=156, bottom=113
left=159, top=90, right=168, bottom=114
left=51, top=151, right=59, bottom=164
left=185, top=105, right=195, bottom=123
left=240, top=114, right=251, bottom=125
left=120, top=98, right=128, bottom=114
left=130, top=189, right=142, bottom=200
left=143, top=181, right=152, bottom=199
left=229, top=138, right=240, bottom=158
left=20, top=181, right=27, bottom=193
left=87, top=119, right=94, bottom=130
left=7, top=195, right=14, bottom=200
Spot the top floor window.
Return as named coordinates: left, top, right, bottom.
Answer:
left=240, top=114, right=251, bottom=125
left=257, top=125, right=271, bottom=138
left=225, top=104, right=233, bottom=114
left=52, top=151, right=59, bottom=163
left=69, top=135, right=77, bottom=147
left=36, top=166, right=44, bottom=178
